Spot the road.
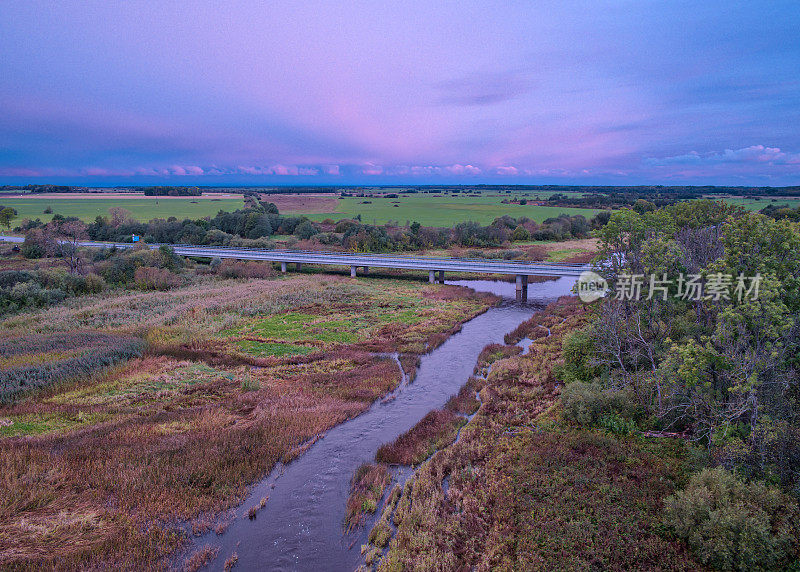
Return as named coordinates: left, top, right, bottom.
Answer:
left=0, top=235, right=590, bottom=282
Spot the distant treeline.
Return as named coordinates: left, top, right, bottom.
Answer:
left=16, top=202, right=608, bottom=252
left=138, top=186, right=202, bottom=196
left=760, top=202, right=800, bottom=221
left=4, top=184, right=800, bottom=197
left=1, top=184, right=80, bottom=193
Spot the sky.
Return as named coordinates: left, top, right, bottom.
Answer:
left=1, top=1, right=799, bottom=186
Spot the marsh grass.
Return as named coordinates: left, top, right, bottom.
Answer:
left=346, top=463, right=390, bottom=532
left=0, top=272, right=494, bottom=569
left=378, top=298, right=701, bottom=571
left=0, top=332, right=144, bottom=401
left=376, top=409, right=467, bottom=466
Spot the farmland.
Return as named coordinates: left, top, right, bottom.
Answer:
left=715, top=195, right=800, bottom=211
left=276, top=193, right=600, bottom=226
left=0, top=195, right=244, bottom=223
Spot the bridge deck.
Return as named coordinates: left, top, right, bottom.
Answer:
left=0, top=236, right=590, bottom=277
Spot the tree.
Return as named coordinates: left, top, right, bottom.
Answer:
left=56, top=220, right=89, bottom=273
left=108, top=207, right=133, bottom=227
left=0, top=206, right=17, bottom=230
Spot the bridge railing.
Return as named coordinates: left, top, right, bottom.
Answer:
left=98, top=242, right=590, bottom=269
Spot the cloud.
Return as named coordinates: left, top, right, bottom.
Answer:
left=361, top=163, right=384, bottom=175
left=436, top=72, right=531, bottom=106
left=445, top=164, right=481, bottom=175
left=322, top=165, right=340, bottom=175
left=494, top=165, right=519, bottom=176
left=235, top=164, right=319, bottom=176
left=0, top=167, right=48, bottom=177
left=646, top=145, right=800, bottom=167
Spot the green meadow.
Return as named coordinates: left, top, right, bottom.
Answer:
left=0, top=196, right=245, bottom=223
left=297, top=194, right=599, bottom=226
left=716, top=196, right=800, bottom=211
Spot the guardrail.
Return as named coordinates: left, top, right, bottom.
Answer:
left=2, top=236, right=590, bottom=277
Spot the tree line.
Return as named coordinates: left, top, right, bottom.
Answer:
left=16, top=202, right=607, bottom=252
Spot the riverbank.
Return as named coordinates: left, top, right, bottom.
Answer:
left=368, top=298, right=701, bottom=570
left=0, top=272, right=495, bottom=569
left=178, top=281, right=564, bottom=570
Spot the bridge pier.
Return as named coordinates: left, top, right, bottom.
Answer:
left=516, top=274, right=528, bottom=301
left=281, top=262, right=287, bottom=273
left=437, top=270, right=445, bottom=283
left=428, top=270, right=435, bottom=283
left=350, top=266, right=357, bottom=278
left=296, top=262, right=303, bottom=272
left=363, top=266, right=369, bottom=274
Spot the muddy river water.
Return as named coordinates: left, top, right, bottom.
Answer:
left=197, top=276, right=577, bottom=571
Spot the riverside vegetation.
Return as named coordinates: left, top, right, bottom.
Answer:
left=356, top=200, right=800, bottom=571
left=0, top=241, right=495, bottom=569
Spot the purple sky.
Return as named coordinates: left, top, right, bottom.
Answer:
left=1, top=1, right=799, bottom=186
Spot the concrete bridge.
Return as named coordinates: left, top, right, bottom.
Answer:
left=0, top=236, right=589, bottom=299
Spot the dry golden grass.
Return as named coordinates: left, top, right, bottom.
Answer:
left=346, top=463, right=390, bottom=532
left=375, top=298, right=700, bottom=571
left=0, top=273, right=494, bottom=569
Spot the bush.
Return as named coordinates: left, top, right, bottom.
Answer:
left=335, top=219, right=358, bottom=233
left=511, top=225, right=530, bottom=241
left=664, top=467, right=800, bottom=570
left=20, top=240, right=44, bottom=259
left=559, top=328, right=604, bottom=383
left=133, top=266, right=182, bottom=290
left=293, top=220, right=319, bottom=240
left=215, top=259, right=273, bottom=279
left=561, top=381, right=643, bottom=432
left=313, top=232, right=341, bottom=246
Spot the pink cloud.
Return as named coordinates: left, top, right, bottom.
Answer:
left=362, top=163, right=384, bottom=175
left=494, top=165, right=519, bottom=175
left=445, top=164, right=481, bottom=175
left=0, top=167, right=47, bottom=177
left=646, top=145, right=800, bottom=167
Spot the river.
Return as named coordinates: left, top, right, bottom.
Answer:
left=195, top=276, right=577, bottom=571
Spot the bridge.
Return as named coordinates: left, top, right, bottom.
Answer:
left=0, top=236, right=589, bottom=299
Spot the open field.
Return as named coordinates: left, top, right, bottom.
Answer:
left=263, top=193, right=340, bottom=214
left=0, top=196, right=244, bottom=223
left=0, top=265, right=494, bottom=569
left=715, top=195, right=800, bottom=211
left=271, top=194, right=600, bottom=226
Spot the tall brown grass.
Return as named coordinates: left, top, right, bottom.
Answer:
left=0, top=274, right=495, bottom=569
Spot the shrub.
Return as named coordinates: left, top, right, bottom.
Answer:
left=335, top=219, right=358, bottom=233
left=559, top=328, right=604, bottom=383
left=511, top=225, right=530, bottom=241
left=133, top=266, right=182, bottom=290
left=664, top=467, right=800, bottom=570
left=501, top=249, right=524, bottom=259
left=313, top=232, right=341, bottom=246
left=561, top=381, right=644, bottom=431
left=215, top=259, right=273, bottom=279
left=20, top=240, right=44, bottom=259
left=293, top=220, right=319, bottom=240
left=21, top=228, right=57, bottom=258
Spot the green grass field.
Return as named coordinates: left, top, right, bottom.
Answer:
left=716, top=196, right=800, bottom=211
left=0, top=197, right=245, bottom=223
left=296, top=195, right=599, bottom=226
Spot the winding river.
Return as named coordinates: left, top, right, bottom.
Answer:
left=196, top=276, right=577, bottom=571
